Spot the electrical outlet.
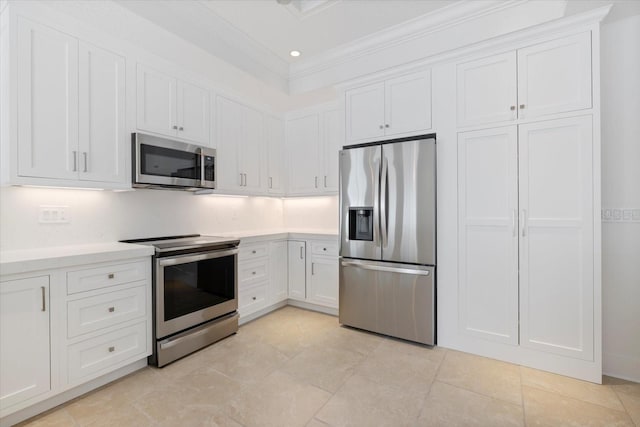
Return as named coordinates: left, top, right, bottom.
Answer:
left=602, top=209, right=612, bottom=220
left=39, top=205, right=69, bottom=224
left=623, top=209, right=633, bottom=221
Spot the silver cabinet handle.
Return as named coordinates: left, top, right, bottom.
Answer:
left=341, top=260, right=431, bottom=276
left=315, top=176, right=318, bottom=188
left=41, top=286, right=46, bottom=312
left=72, top=151, right=77, bottom=172
left=179, top=126, right=184, bottom=131
left=521, top=209, right=527, bottom=237
left=324, top=175, right=327, bottom=188
left=311, top=262, right=315, bottom=275
left=269, top=177, right=273, bottom=189
left=108, top=307, right=115, bottom=313
left=519, top=104, right=525, bottom=109
left=83, top=152, right=88, bottom=172
left=510, top=106, right=516, bottom=111
left=108, top=346, right=115, bottom=353
left=108, top=273, right=114, bottom=279
left=380, top=157, right=389, bottom=248
left=299, top=246, right=304, bottom=259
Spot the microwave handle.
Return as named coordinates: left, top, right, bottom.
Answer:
left=199, top=148, right=206, bottom=187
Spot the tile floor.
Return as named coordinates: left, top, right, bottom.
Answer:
left=20, top=307, right=640, bottom=427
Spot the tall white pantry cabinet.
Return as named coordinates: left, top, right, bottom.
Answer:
left=455, top=27, right=602, bottom=381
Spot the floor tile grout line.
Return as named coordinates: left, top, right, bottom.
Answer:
left=520, top=366, right=528, bottom=427
left=520, top=381, right=631, bottom=414
left=610, top=386, right=638, bottom=425
left=415, top=347, right=449, bottom=421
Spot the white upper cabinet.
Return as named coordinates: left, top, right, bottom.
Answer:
left=15, top=18, right=126, bottom=187
left=287, top=114, right=321, bottom=195
left=266, top=116, right=285, bottom=195
left=345, top=70, right=432, bottom=145
left=457, top=32, right=592, bottom=128
left=0, top=276, right=50, bottom=411
left=518, top=115, right=594, bottom=360
left=17, top=17, right=79, bottom=180
left=215, top=96, right=266, bottom=194
left=78, top=42, right=126, bottom=184
left=457, top=126, right=519, bottom=345
left=320, top=108, right=343, bottom=193
left=136, top=64, right=210, bottom=145
left=457, top=52, right=517, bottom=127
left=517, top=33, right=592, bottom=120
left=346, top=82, right=385, bottom=143
left=176, top=81, right=210, bottom=145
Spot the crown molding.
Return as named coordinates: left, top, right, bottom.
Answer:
left=288, top=0, right=529, bottom=80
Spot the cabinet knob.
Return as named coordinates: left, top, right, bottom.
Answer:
left=510, top=105, right=516, bottom=111
left=385, top=124, right=390, bottom=128
left=519, top=104, right=525, bottom=109
left=323, top=248, right=327, bottom=251
left=179, top=126, right=184, bottom=131
left=252, top=271, right=256, bottom=275
left=252, top=296, right=257, bottom=300
left=108, top=346, right=115, bottom=353
left=252, top=250, right=256, bottom=254
left=108, top=273, right=114, bottom=279
left=108, top=307, right=115, bottom=313
left=379, top=125, right=384, bottom=129
left=172, top=125, right=178, bottom=130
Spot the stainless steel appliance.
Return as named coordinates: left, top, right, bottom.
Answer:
left=339, top=135, right=436, bottom=345
left=132, top=133, right=216, bottom=190
left=121, top=234, right=239, bottom=367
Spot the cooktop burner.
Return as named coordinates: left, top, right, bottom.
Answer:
left=121, top=234, right=240, bottom=253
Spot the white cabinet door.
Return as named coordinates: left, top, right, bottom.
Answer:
left=266, top=116, right=285, bottom=195
left=308, top=256, right=338, bottom=308
left=345, top=83, right=385, bottom=143
left=385, top=71, right=432, bottom=137
left=517, top=33, right=591, bottom=120
left=78, top=43, right=126, bottom=184
left=17, top=18, right=78, bottom=180
left=269, top=241, right=288, bottom=303
left=177, top=81, right=209, bottom=145
left=287, top=114, right=320, bottom=195
left=457, top=126, right=519, bottom=345
left=136, top=65, right=176, bottom=137
left=215, top=96, right=243, bottom=191
left=0, top=276, right=50, bottom=411
left=241, top=107, right=265, bottom=192
left=518, top=115, right=594, bottom=360
left=457, top=52, right=517, bottom=127
left=288, top=241, right=306, bottom=301
left=321, top=108, right=343, bottom=193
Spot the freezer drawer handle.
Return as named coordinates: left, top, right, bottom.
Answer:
left=341, top=261, right=431, bottom=276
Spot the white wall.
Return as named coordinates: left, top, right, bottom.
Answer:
left=0, top=187, right=284, bottom=250
left=282, top=196, right=339, bottom=232
left=600, top=14, right=640, bottom=382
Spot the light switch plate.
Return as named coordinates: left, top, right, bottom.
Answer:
left=602, top=207, right=640, bottom=223
left=39, top=205, right=69, bottom=224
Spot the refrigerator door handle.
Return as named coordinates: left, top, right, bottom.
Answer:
left=340, top=260, right=430, bottom=276
left=380, top=157, right=389, bottom=248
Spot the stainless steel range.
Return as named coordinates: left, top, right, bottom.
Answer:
left=121, top=234, right=239, bottom=367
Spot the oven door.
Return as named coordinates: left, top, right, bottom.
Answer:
left=156, top=248, right=237, bottom=339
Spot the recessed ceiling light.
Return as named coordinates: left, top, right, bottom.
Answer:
left=289, top=50, right=301, bottom=57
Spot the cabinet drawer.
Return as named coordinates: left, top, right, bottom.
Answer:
left=311, top=241, right=339, bottom=256
left=239, top=243, right=268, bottom=261
left=239, top=259, right=268, bottom=284
left=67, top=321, right=147, bottom=383
left=67, top=260, right=148, bottom=294
left=67, top=285, right=147, bottom=338
left=239, top=282, right=267, bottom=315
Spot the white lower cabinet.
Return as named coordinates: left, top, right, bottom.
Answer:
left=0, top=276, right=51, bottom=411
left=288, top=239, right=338, bottom=309
left=457, top=115, right=597, bottom=377
left=268, top=241, right=288, bottom=303
left=0, top=258, right=151, bottom=419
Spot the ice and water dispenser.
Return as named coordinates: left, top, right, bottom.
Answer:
left=348, top=207, right=374, bottom=241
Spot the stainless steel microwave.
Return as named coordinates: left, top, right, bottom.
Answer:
left=132, top=133, right=216, bottom=191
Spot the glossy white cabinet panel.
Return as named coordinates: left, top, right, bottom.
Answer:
left=287, top=114, right=320, bottom=195
left=457, top=52, right=517, bottom=127
left=287, top=241, right=306, bottom=301
left=345, top=82, right=385, bottom=143
left=176, top=81, right=210, bottom=145
left=518, top=115, right=594, bottom=360
left=241, top=106, right=266, bottom=192
left=17, top=17, right=79, bottom=180
left=517, top=32, right=592, bottom=120
left=215, top=96, right=243, bottom=191
left=136, top=64, right=176, bottom=137
left=385, top=70, right=432, bottom=137
left=78, top=42, right=126, bottom=184
left=457, top=127, right=519, bottom=345
left=0, top=276, right=50, bottom=412
left=321, top=108, right=343, bottom=193
left=268, top=241, right=288, bottom=304
left=266, top=116, right=286, bottom=195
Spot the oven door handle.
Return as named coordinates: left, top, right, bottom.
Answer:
left=158, top=248, right=238, bottom=267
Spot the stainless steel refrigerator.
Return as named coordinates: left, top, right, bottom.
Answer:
left=339, top=135, right=436, bottom=345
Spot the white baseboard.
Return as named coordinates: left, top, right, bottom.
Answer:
left=604, top=352, right=640, bottom=383
left=287, top=299, right=338, bottom=316
left=239, top=300, right=288, bottom=325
